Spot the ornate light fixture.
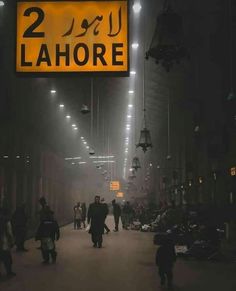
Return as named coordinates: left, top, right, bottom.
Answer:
left=137, top=110, right=152, bottom=153
left=131, top=156, right=141, bottom=171
left=145, top=0, right=188, bottom=72
left=137, top=39, right=152, bottom=153
left=81, top=104, right=90, bottom=114
left=128, top=170, right=136, bottom=180
left=102, top=170, right=107, bottom=175
left=89, top=148, right=95, bottom=155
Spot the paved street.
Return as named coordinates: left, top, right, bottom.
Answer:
left=1, top=217, right=236, bottom=291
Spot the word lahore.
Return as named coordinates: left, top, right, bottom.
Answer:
left=21, top=43, right=124, bottom=67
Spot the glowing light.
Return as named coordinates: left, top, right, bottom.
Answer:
left=66, top=115, right=71, bottom=119
left=132, top=43, right=139, bottom=49
left=128, top=90, right=134, bottom=94
left=128, top=104, right=133, bottom=108
left=130, top=71, right=136, bottom=75
left=65, top=157, right=81, bottom=160
left=59, top=104, right=64, bottom=108
left=50, top=90, right=56, bottom=94
left=89, top=156, right=115, bottom=159
left=0, top=1, right=5, bottom=7
left=72, top=124, right=76, bottom=127
left=133, top=3, right=142, bottom=13
left=127, top=115, right=132, bottom=118
left=93, top=161, right=115, bottom=164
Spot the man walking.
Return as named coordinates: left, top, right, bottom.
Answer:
left=156, top=238, right=176, bottom=289
left=87, top=196, right=106, bottom=248
left=112, top=199, right=121, bottom=232
left=101, top=198, right=110, bottom=234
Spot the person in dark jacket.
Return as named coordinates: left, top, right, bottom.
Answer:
left=101, top=198, right=110, bottom=234
left=11, top=204, right=28, bottom=252
left=155, top=238, right=176, bottom=289
left=0, top=208, right=16, bottom=277
left=87, top=196, right=106, bottom=248
left=35, top=207, right=60, bottom=264
left=112, top=199, right=121, bottom=232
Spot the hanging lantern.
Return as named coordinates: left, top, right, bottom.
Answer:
left=89, top=148, right=95, bottom=155
left=131, top=156, right=141, bottom=171
left=129, top=170, right=136, bottom=180
left=102, top=170, right=107, bottom=175
left=166, top=154, right=172, bottom=160
left=227, top=91, right=236, bottom=101
left=81, top=104, right=90, bottom=114
left=145, top=2, right=188, bottom=72
left=137, top=127, right=152, bottom=152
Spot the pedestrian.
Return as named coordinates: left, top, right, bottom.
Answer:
left=155, top=238, right=176, bottom=289
left=38, top=196, right=48, bottom=222
left=81, top=203, right=87, bottom=228
left=35, top=206, right=60, bottom=264
left=73, top=202, right=82, bottom=230
left=87, top=196, right=106, bottom=248
left=112, top=199, right=121, bottom=232
left=37, top=196, right=49, bottom=250
left=11, top=204, right=28, bottom=252
left=101, top=198, right=110, bottom=234
left=0, top=208, right=16, bottom=277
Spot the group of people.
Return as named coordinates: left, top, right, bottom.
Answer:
left=1, top=196, right=177, bottom=288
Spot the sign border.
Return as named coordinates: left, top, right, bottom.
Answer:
left=15, top=0, right=130, bottom=77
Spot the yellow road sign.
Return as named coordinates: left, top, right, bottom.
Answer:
left=116, top=191, right=124, bottom=198
left=16, top=1, right=129, bottom=74
left=110, top=181, right=120, bottom=191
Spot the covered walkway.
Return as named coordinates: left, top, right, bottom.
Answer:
left=1, top=217, right=236, bottom=291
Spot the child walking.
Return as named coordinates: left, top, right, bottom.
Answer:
left=35, top=207, right=60, bottom=264
left=156, top=238, right=176, bottom=289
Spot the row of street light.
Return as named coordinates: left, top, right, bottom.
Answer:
left=123, top=1, right=142, bottom=179
left=50, top=89, right=92, bottom=164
